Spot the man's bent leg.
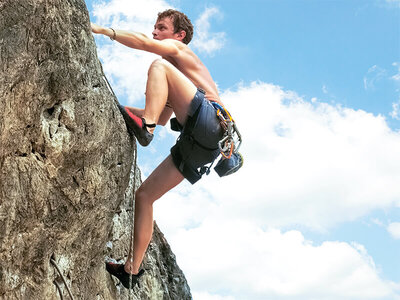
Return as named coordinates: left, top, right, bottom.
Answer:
left=124, top=155, right=184, bottom=274
left=142, top=59, right=197, bottom=129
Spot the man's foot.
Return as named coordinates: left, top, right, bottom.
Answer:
left=117, top=104, right=156, bottom=146
left=105, top=262, right=145, bottom=289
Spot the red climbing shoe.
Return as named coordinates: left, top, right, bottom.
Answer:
left=117, top=104, right=155, bottom=146
left=105, top=262, right=145, bottom=289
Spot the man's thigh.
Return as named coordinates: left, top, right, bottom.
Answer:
left=139, top=155, right=184, bottom=203
left=159, top=59, right=197, bottom=124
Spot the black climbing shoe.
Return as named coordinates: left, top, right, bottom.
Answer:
left=117, top=104, right=155, bottom=146
left=105, top=262, right=145, bottom=289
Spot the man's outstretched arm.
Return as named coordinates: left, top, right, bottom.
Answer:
left=91, top=23, right=179, bottom=57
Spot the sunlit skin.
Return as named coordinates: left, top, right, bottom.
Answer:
left=91, top=15, right=222, bottom=276
left=152, top=18, right=181, bottom=41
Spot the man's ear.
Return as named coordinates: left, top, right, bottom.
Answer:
left=176, top=30, right=186, bottom=42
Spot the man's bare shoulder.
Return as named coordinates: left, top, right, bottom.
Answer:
left=163, top=39, right=199, bottom=61
left=162, top=39, right=190, bottom=50
left=143, top=38, right=187, bottom=57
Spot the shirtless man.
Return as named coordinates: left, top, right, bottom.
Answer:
left=91, top=9, right=224, bottom=288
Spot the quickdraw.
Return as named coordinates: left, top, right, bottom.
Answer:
left=211, top=102, right=242, bottom=159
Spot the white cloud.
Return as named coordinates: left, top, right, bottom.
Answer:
left=364, top=65, right=387, bottom=90
left=387, top=222, right=400, bottom=239
left=156, top=217, right=398, bottom=299
left=192, top=291, right=235, bottom=300
left=391, top=62, right=400, bottom=83
left=192, top=7, right=226, bottom=55
left=390, top=63, right=400, bottom=120
left=178, top=81, right=400, bottom=231
left=91, top=2, right=400, bottom=298
left=154, top=81, right=400, bottom=299
left=92, top=0, right=172, bottom=105
left=92, top=0, right=171, bottom=26
left=371, top=218, right=384, bottom=227
left=390, top=100, right=400, bottom=120
left=92, top=2, right=227, bottom=105
left=96, top=45, right=158, bottom=105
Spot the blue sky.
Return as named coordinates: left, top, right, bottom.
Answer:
left=177, top=0, right=400, bottom=115
left=87, top=0, right=400, bottom=299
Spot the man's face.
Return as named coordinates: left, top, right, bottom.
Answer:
left=152, top=17, right=180, bottom=41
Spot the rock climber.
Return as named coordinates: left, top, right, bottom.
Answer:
left=91, top=9, right=229, bottom=288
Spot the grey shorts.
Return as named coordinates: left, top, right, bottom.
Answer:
left=170, top=89, right=224, bottom=184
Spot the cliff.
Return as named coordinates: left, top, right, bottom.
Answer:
left=0, top=0, right=191, bottom=299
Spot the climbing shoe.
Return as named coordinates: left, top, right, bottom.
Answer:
left=117, top=104, right=155, bottom=146
left=105, top=262, right=145, bottom=289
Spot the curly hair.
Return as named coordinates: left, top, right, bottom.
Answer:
left=157, top=9, right=194, bottom=44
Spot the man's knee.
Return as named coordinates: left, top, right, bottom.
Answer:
left=148, top=58, right=168, bottom=74
left=135, top=185, right=155, bottom=206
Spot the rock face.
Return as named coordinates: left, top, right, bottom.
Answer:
left=0, top=0, right=191, bottom=299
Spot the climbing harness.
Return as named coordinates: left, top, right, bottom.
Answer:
left=170, top=89, right=243, bottom=182
left=211, top=102, right=243, bottom=177
left=210, top=102, right=242, bottom=159
left=51, top=258, right=75, bottom=300
left=170, top=89, right=222, bottom=184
